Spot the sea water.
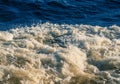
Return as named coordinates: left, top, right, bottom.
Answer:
left=0, top=0, right=120, bottom=84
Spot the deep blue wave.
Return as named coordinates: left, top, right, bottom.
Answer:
left=0, top=0, right=120, bottom=30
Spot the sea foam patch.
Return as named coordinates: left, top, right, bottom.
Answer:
left=0, top=23, right=120, bottom=84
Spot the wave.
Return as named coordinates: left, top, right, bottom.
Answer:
left=0, top=23, right=120, bottom=84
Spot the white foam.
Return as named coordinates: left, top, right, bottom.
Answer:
left=0, top=23, right=120, bottom=84
left=0, top=32, right=13, bottom=41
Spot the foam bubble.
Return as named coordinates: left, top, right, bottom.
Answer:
left=0, top=23, right=120, bottom=84
left=0, top=32, right=13, bottom=41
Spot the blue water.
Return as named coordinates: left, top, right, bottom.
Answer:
left=0, top=0, right=120, bottom=30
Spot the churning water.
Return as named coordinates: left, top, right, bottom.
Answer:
left=0, top=0, right=120, bottom=84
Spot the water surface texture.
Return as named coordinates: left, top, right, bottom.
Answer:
left=0, top=0, right=120, bottom=30
left=0, top=0, right=120, bottom=84
left=0, top=23, right=120, bottom=84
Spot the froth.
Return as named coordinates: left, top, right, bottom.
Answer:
left=0, top=23, right=120, bottom=84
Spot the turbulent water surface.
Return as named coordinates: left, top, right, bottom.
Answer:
left=0, top=0, right=120, bottom=84
left=0, top=23, right=120, bottom=84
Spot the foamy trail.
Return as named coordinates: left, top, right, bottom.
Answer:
left=0, top=23, right=120, bottom=84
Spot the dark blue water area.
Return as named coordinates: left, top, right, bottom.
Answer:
left=0, top=0, right=120, bottom=30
